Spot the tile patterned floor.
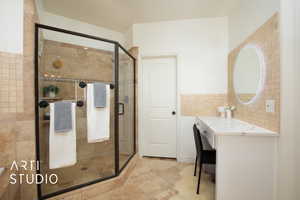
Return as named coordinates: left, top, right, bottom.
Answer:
left=42, top=155, right=130, bottom=195
left=89, top=157, right=215, bottom=200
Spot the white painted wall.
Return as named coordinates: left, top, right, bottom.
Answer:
left=178, top=117, right=196, bottom=162
left=228, top=0, right=298, bottom=199
left=133, top=18, right=228, bottom=161
left=0, top=0, right=23, bottom=54
left=124, top=27, right=133, bottom=49
left=229, top=0, right=280, bottom=50
left=133, top=18, right=228, bottom=94
left=39, top=11, right=126, bottom=50
left=294, top=0, right=300, bottom=198
left=278, top=0, right=298, bottom=199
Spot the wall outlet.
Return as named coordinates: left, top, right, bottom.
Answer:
left=266, top=100, right=275, bottom=113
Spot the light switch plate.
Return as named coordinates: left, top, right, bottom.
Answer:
left=266, top=100, right=275, bottom=113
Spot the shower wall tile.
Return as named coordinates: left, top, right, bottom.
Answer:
left=0, top=0, right=38, bottom=199
left=181, top=94, right=227, bottom=116
left=0, top=0, right=138, bottom=199
left=40, top=38, right=117, bottom=195
left=0, top=122, right=16, bottom=167
left=15, top=120, right=35, bottom=142
left=16, top=141, right=35, bottom=162
left=228, top=13, right=280, bottom=132
left=0, top=172, right=20, bottom=200
left=41, top=40, right=114, bottom=82
left=18, top=168, right=38, bottom=200
left=0, top=51, right=20, bottom=200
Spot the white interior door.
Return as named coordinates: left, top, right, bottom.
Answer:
left=141, top=57, right=177, bottom=158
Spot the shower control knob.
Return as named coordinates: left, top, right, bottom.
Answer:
left=172, top=111, right=176, bottom=115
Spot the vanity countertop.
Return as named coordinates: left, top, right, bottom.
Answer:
left=195, top=117, right=279, bottom=137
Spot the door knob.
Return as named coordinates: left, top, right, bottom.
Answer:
left=172, top=111, right=176, bottom=115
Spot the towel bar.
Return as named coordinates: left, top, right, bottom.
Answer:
left=79, top=81, right=114, bottom=89
left=39, top=100, right=84, bottom=108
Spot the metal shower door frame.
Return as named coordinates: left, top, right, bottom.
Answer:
left=34, top=24, right=136, bottom=200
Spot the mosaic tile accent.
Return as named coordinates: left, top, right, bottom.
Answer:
left=228, top=13, right=280, bottom=132
left=0, top=52, right=23, bottom=113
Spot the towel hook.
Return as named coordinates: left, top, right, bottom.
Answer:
left=76, top=101, right=84, bottom=107
left=79, top=81, right=87, bottom=88
left=39, top=100, right=49, bottom=108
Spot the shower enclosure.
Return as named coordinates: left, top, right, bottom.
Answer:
left=34, top=24, right=136, bottom=199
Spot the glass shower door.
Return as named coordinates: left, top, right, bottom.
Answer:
left=36, top=26, right=116, bottom=196
left=118, top=47, right=135, bottom=170
left=35, top=24, right=136, bottom=199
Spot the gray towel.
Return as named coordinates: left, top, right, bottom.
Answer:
left=93, top=83, right=107, bottom=108
left=54, top=101, right=73, bottom=132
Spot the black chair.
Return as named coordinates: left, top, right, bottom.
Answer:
left=193, top=124, right=216, bottom=194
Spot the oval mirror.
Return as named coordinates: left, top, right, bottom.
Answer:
left=233, top=45, right=265, bottom=104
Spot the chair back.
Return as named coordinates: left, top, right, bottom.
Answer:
left=193, top=124, right=203, bottom=155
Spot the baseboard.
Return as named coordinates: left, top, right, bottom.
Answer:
left=177, top=156, right=195, bottom=163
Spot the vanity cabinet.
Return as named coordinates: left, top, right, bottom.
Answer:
left=195, top=117, right=278, bottom=200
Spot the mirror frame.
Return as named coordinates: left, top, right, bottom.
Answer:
left=233, top=44, right=266, bottom=105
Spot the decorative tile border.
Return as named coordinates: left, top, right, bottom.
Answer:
left=0, top=52, right=23, bottom=113
left=181, top=94, right=227, bottom=116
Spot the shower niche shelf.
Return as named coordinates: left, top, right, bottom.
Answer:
left=40, top=97, right=62, bottom=101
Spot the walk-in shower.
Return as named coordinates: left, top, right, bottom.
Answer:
left=34, top=24, right=136, bottom=199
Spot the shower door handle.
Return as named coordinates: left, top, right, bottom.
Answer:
left=118, top=103, right=125, bottom=115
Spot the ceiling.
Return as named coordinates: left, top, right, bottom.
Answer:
left=43, top=0, right=240, bottom=32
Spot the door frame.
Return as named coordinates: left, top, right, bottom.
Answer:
left=139, top=53, right=181, bottom=159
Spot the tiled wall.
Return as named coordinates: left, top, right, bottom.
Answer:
left=228, top=13, right=280, bottom=132
left=39, top=40, right=116, bottom=194
left=0, top=2, right=280, bottom=200
left=181, top=94, right=227, bottom=116
left=0, top=3, right=137, bottom=197
left=0, top=0, right=38, bottom=200
left=236, top=93, right=256, bottom=103
left=0, top=52, right=23, bottom=113
left=40, top=40, right=114, bottom=81
left=180, top=13, right=280, bottom=134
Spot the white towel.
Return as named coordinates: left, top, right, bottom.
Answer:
left=49, top=102, right=77, bottom=169
left=87, top=83, right=110, bottom=143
